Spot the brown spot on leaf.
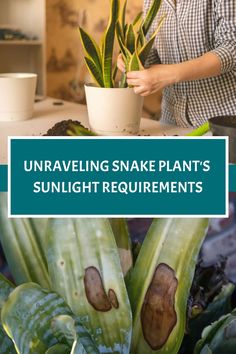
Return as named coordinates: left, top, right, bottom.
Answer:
left=141, top=263, right=178, bottom=350
left=108, top=289, right=119, bottom=309
left=84, top=267, right=112, bottom=312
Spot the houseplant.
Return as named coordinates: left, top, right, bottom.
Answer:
left=79, top=0, right=165, bottom=135
left=1, top=193, right=235, bottom=353
left=0, top=191, right=213, bottom=353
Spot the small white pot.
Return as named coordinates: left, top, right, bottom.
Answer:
left=85, top=84, right=144, bottom=135
left=0, top=73, right=37, bottom=122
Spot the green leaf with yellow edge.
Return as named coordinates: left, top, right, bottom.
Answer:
left=51, top=315, right=99, bottom=354
left=128, top=51, right=143, bottom=71
left=121, top=0, right=127, bottom=38
left=78, top=27, right=102, bottom=77
left=84, top=57, right=104, bottom=87
left=102, top=0, right=119, bottom=87
left=0, top=274, right=16, bottom=354
left=133, top=11, right=143, bottom=27
left=128, top=218, right=209, bottom=354
left=109, top=219, right=133, bottom=278
left=116, top=22, right=132, bottom=66
left=136, top=25, right=146, bottom=51
left=142, top=0, right=163, bottom=36
left=125, top=24, right=136, bottom=54
left=46, top=218, right=132, bottom=354
left=0, top=193, right=51, bottom=289
left=0, top=274, right=14, bottom=310
left=0, top=325, right=16, bottom=354
left=138, top=14, right=166, bottom=65
left=1, top=283, right=72, bottom=354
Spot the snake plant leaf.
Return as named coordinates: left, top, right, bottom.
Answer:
left=84, top=57, right=104, bottom=87
left=128, top=51, right=143, bottom=71
left=121, top=0, right=127, bottom=38
left=200, top=346, right=212, bottom=354
left=46, top=218, right=132, bottom=354
left=142, top=0, right=163, bottom=36
left=116, top=22, right=132, bottom=64
left=0, top=275, right=15, bottom=354
left=0, top=274, right=14, bottom=310
left=135, top=25, right=146, bottom=52
left=102, top=0, right=119, bottom=87
left=128, top=218, right=209, bottom=354
left=1, top=283, right=73, bottom=354
left=0, top=193, right=50, bottom=289
left=112, top=64, right=118, bottom=83
left=78, top=27, right=103, bottom=81
left=125, top=24, right=136, bottom=54
left=109, top=219, right=133, bottom=277
left=29, top=218, right=49, bottom=265
left=138, top=14, right=166, bottom=65
left=45, top=344, right=70, bottom=354
left=116, top=22, right=132, bottom=77
left=0, top=325, right=16, bottom=354
left=119, top=72, right=128, bottom=88
left=195, top=312, right=236, bottom=354
left=182, top=283, right=235, bottom=353
left=133, top=11, right=143, bottom=26
left=51, top=315, right=99, bottom=354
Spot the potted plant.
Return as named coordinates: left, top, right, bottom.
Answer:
left=79, top=0, right=165, bottom=135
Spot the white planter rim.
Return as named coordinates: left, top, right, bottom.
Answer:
left=85, top=83, right=135, bottom=92
left=0, top=73, right=37, bottom=79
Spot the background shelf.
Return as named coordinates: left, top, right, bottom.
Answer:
left=0, top=0, right=46, bottom=96
left=0, top=40, right=43, bottom=46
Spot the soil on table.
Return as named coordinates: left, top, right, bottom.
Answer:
left=44, top=119, right=86, bottom=136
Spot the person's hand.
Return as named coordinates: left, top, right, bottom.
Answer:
left=117, top=53, right=126, bottom=72
left=126, top=64, right=179, bottom=96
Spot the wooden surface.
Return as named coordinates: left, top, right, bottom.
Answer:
left=0, top=98, right=192, bottom=163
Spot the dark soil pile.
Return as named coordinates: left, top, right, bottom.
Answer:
left=44, top=119, right=86, bottom=136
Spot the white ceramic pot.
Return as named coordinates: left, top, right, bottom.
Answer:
left=85, top=84, right=144, bottom=135
left=0, top=73, right=37, bottom=122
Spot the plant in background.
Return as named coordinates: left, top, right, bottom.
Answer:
left=79, top=0, right=165, bottom=88
left=180, top=260, right=235, bottom=354
left=194, top=309, right=236, bottom=354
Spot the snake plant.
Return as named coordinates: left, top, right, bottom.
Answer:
left=128, top=218, right=209, bottom=354
left=79, top=0, right=165, bottom=88
left=0, top=199, right=234, bottom=354
left=1, top=280, right=99, bottom=353
left=194, top=309, right=236, bottom=354
left=0, top=193, right=50, bottom=288
left=45, top=218, right=132, bottom=353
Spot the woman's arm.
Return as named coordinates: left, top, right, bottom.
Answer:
left=126, top=52, right=222, bottom=96
left=127, top=0, right=236, bottom=96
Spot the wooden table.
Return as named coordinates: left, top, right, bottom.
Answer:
left=0, top=98, right=192, bottom=163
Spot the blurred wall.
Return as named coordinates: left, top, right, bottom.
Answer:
left=46, top=0, right=161, bottom=118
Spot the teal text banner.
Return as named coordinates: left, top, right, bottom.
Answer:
left=9, top=137, right=227, bottom=217
left=0, top=165, right=7, bottom=192
left=230, top=165, right=236, bottom=193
